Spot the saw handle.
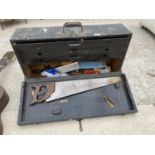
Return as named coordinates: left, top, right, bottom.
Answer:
left=31, top=82, right=55, bottom=105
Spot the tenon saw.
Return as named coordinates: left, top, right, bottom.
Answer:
left=31, top=76, right=122, bottom=104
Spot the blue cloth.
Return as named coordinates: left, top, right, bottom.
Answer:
left=45, top=68, right=56, bottom=75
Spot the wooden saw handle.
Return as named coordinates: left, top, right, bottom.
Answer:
left=31, top=82, right=55, bottom=105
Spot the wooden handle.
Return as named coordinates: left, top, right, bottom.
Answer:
left=31, top=82, right=55, bottom=105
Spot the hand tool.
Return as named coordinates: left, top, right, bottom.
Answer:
left=104, top=96, right=115, bottom=108
left=56, top=62, right=79, bottom=73
left=46, top=76, right=122, bottom=102
left=83, top=69, right=100, bottom=74
left=31, top=82, right=55, bottom=105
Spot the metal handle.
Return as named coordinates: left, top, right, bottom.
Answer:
left=63, top=22, right=83, bottom=33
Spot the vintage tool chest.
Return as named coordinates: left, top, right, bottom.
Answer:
left=10, top=22, right=137, bottom=125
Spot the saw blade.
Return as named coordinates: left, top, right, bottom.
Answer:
left=46, top=76, right=122, bottom=102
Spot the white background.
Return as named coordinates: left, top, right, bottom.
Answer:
left=0, top=0, right=155, bottom=19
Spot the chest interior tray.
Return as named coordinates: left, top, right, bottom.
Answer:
left=18, top=72, right=137, bottom=125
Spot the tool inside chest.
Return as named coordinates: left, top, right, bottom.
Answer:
left=10, top=22, right=137, bottom=125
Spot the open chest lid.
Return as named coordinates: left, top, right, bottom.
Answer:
left=18, top=72, right=137, bottom=126
left=10, top=22, right=137, bottom=127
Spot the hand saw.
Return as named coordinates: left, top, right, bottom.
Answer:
left=31, top=76, right=121, bottom=104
